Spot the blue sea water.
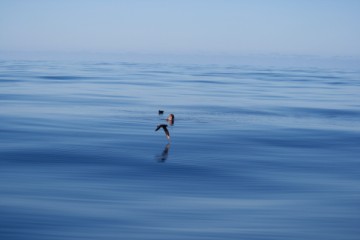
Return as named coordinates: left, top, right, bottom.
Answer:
left=0, top=59, right=360, bottom=239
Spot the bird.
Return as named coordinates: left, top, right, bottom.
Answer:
left=155, top=124, right=170, bottom=140
left=166, top=113, right=175, bottom=125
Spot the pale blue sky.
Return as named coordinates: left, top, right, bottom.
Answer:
left=1, top=0, right=360, bottom=57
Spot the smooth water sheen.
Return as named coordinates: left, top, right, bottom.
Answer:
left=1, top=60, right=360, bottom=240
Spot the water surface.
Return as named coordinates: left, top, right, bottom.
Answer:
left=1, top=60, right=360, bottom=239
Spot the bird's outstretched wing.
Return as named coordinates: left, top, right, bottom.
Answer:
left=155, top=124, right=170, bottom=140
left=163, top=125, right=170, bottom=140
left=155, top=125, right=162, bottom=131
left=155, top=124, right=167, bottom=131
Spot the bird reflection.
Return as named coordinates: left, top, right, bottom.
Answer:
left=156, top=143, right=171, bottom=162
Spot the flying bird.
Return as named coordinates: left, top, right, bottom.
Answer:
left=155, top=124, right=170, bottom=140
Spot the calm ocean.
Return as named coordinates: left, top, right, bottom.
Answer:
left=1, top=59, right=359, bottom=239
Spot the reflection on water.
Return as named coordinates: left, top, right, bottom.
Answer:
left=156, top=143, right=171, bottom=162
left=0, top=60, right=360, bottom=240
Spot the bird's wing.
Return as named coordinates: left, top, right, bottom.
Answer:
left=163, top=126, right=170, bottom=140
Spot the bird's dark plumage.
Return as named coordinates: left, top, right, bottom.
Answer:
left=155, top=124, right=170, bottom=140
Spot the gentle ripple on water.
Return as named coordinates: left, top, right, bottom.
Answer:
left=0, top=60, right=360, bottom=239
